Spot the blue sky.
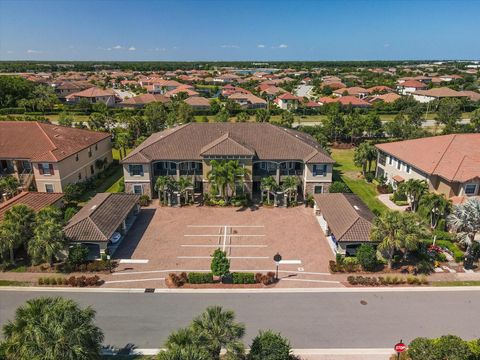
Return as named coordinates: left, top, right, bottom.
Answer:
left=1, top=0, right=479, bottom=61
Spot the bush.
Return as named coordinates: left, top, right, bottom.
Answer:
left=329, top=260, right=339, bottom=273
left=210, top=249, right=230, bottom=277
left=408, top=337, right=437, bottom=360
left=68, top=244, right=89, bottom=268
left=248, top=330, right=292, bottom=360
left=168, top=272, right=188, bottom=287
left=232, top=272, right=256, bottom=284
left=342, top=257, right=359, bottom=272
left=188, top=272, right=214, bottom=284
left=64, top=207, right=78, bottom=222
left=329, top=181, right=351, bottom=193
left=408, top=335, right=474, bottom=360
left=138, top=194, right=150, bottom=206
left=255, top=272, right=276, bottom=285
left=416, top=260, right=434, bottom=275
left=356, top=244, right=378, bottom=271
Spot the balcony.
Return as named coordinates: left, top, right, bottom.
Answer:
left=153, top=169, right=177, bottom=177
left=280, top=169, right=304, bottom=176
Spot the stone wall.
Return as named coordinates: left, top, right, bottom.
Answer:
left=125, top=182, right=153, bottom=198
left=305, top=181, right=331, bottom=195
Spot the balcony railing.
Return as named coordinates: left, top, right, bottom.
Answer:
left=153, top=169, right=177, bottom=177
left=179, top=169, right=202, bottom=176
left=280, top=169, right=303, bottom=176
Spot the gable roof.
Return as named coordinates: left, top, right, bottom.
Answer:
left=64, top=193, right=140, bottom=242
left=376, top=134, right=480, bottom=182
left=412, top=87, right=470, bottom=98
left=68, top=87, right=115, bottom=98
left=122, top=123, right=334, bottom=164
left=120, top=93, right=170, bottom=106
left=0, top=121, right=111, bottom=162
left=0, top=192, right=64, bottom=222
left=313, top=193, right=375, bottom=242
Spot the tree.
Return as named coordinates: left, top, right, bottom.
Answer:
left=0, top=204, right=35, bottom=264
left=436, top=98, right=462, bottom=134
left=57, top=112, right=74, bottom=127
left=176, top=177, right=193, bottom=205
left=177, top=102, right=194, bottom=123
left=29, top=207, right=66, bottom=266
left=236, top=112, right=250, bottom=122
left=207, top=160, right=250, bottom=201
left=328, top=181, right=351, bottom=193
left=353, top=142, right=377, bottom=177
left=63, top=183, right=83, bottom=203
left=158, top=346, right=210, bottom=360
left=344, top=111, right=365, bottom=143
left=419, top=193, right=451, bottom=229
left=324, top=106, right=345, bottom=142
left=279, top=111, right=294, bottom=128
left=255, top=109, right=270, bottom=123
left=371, top=211, right=426, bottom=268
left=0, top=175, right=20, bottom=197
left=248, top=330, right=292, bottom=360
left=399, top=179, right=428, bottom=212
left=282, top=176, right=299, bottom=203
left=363, top=111, right=383, bottom=138
left=211, top=249, right=230, bottom=278
left=470, top=108, right=480, bottom=133
left=155, top=176, right=174, bottom=205
left=261, top=176, right=277, bottom=204
left=1, top=297, right=104, bottom=360
left=30, top=85, right=58, bottom=113
left=355, top=244, right=377, bottom=271
left=447, top=198, right=480, bottom=267
left=144, top=102, right=168, bottom=133
left=0, top=75, right=36, bottom=108
left=190, top=306, right=245, bottom=360
left=215, top=108, right=229, bottom=122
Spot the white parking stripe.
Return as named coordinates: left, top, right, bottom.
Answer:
left=177, top=256, right=270, bottom=259
left=181, top=244, right=268, bottom=248
left=119, top=259, right=149, bottom=264
left=184, top=234, right=265, bottom=237
left=187, top=225, right=264, bottom=228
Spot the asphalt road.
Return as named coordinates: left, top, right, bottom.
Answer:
left=1, top=289, right=479, bottom=350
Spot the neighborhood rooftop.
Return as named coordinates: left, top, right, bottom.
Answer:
left=0, top=191, right=64, bottom=221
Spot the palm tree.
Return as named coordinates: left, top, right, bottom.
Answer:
left=419, top=193, right=451, bottom=229
left=191, top=306, right=245, bottom=360
left=28, top=207, right=66, bottom=266
left=260, top=176, right=277, bottom=204
left=226, top=160, right=251, bottom=198
left=371, top=211, right=426, bottom=268
left=447, top=198, right=480, bottom=265
left=0, top=204, right=35, bottom=264
left=155, top=176, right=173, bottom=205
left=176, top=177, right=193, bottom=205
left=353, top=142, right=377, bottom=177
left=400, top=179, right=428, bottom=212
left=282, top=176, right=299, bottom=203
left=207, top=160, right=229, bottom=201
left=1, top=297, right=104, bottom=360
left=158, top=347, right=210, bottom=360
left=0, top=176, right=20, bottom=197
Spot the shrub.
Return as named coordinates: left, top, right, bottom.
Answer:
left=43, top=277, right=50, bottom=285
left=139, top=194, right=150, bottom=206
left=416, top=260, right=434, bottom=275
left=68, top=244, right=89, bottom=268
left=255, top=273, right=263, bottom=283
left=248, top=330, right=292, bottom=360
left=329, top=260, right=339, bottom=273
left=187, top=272, right=214, bottom=284
left=436, top=252, right=447, bottom=262
left=408, top=337, right=437, bottom=360
left=329, top=181, right=351, bottom=193
left=356, top=244, right=378, bottom=271
left=38, top=278, right=44, bottom=285
left=232, top=272, right=256, bottom=284
left=342, top=257, right=359, bottom=272
left=210, top=249, right=230, bottom=277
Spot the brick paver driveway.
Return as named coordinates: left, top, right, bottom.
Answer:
left=112, top=205, right=335, bottom=286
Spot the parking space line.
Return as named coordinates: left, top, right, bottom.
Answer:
left=187, top=225, right=264, bottom=228
left=184, top=234, right=265, bottom=237
left=181, top=244, right=267, bottom=248
left=177, top=256, right=270, bottom=259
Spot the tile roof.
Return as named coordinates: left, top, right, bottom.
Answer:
left=64, top=193, right=140, bottom=242
left=122, top=123, right=334, bottom=164
left=412, top=87, right=470, bottom=98
left=120, top=93, right=170, bottom=105
left=184, top=96, right=211, bottom=107
left=314, top=193, right=375, bottom=242
left=0, top=121, right=111, bottom=162
left=0, top=192, right=64, bottom=222
left=67, top=87, right=115, bottom=98
left=376, top=134, right=480, bottom=182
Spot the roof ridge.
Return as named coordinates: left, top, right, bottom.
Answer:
left=431, top=134, right=458, bottom=177
left=36, top=122, right=58, bottom=153
left=65, top=193, right=111, bottom=228
left=270, top=124, right=316, bottom=153
left=338, top=210, right=362, bottom=239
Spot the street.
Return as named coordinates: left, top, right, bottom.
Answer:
left=1, top=288, right=479, bottom=350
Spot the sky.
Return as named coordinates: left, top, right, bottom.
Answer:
left=0, top=0, right=479, bottom=61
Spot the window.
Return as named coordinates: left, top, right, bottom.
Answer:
left=90, top=165, right=95, bottom=175
left=168, top=162, right=177, bottom=170
left=78, top=173, right=82, bottom=180
left=88, top=148, right=92, bottom=158
left=39, top=163, right=52, bottom=176
left=465, top=184, right=477, bottom=196
left=388, top=156, right=393, bottom=165
left=314, top=185, right=323, bottom=194
left=129, top=164, right=144, bottom=176
left=406, top=164, right=411, bottom=174
left=378, top=153, right=386, bottom=166
left=396, top=160, right=401, bottom=170
left=133, top=184, right=143, bottom=195
left=313, top=164, right=328, bottom=177
left=75, top=154, right=79, bottom=162
left=45, top=184, right=54, bottom=193
left=95, top=144, right=98, bottom=151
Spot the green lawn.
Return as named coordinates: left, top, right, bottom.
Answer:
left=0, top=280, right=29, bottom=286
left=331, top=148, right=388, bottom=214
left=432, top=281, right=480, bottom=287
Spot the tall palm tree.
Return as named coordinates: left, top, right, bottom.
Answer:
left=353, top=142, right=377, bottom=177
left=419, top=193, right=451, bottom=229
left=191, top=306, right=245, bottom=360
left=176, top=177, right=193, bottom=205
left=0, top=176, right=20, bottom=197
left=207, top=160, right=229, bottom=201
left=447, top=198, right=480, bottom=263
left=371, top=211, right=426, bottom=268
left=1, top=297, right=104, bottom=360
left=282, top=176, right=299, bottom=203
left=400, top=179, right=428, bottom=212
left=155, top=176, right=173, bottom=205
left=0, top=204, right=35, bottom=264
left=226, top=160, right=251, bottom=198
left=29, top=207, right=66, bottom=266
left=260, top=176, right=277, bottom=204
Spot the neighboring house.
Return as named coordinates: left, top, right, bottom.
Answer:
left=0, top=121, right=112, bottom=193
left=368, top=93, right=401, bottom=104
left=121, top=123, right=334, bottom=200
left=411, top=87, right=470, bottom=103
left=313, top=193, right=375, bottom=256
left=143, top=79, right=183, bottom=94
left=228, top=92, right=267, bottom=109
left=118, top=93, right=170, bottom=108
left=460, top=90, right=480, bottom=102
left=53, top=81, right=91, bottom=100
left=396, top=80, right=428, bottom=95
left=221, top=85, right=251, bottom=96
left=337, top=96, right=372, bottom=108
left=184, top=96, right=211, bottom=110
left=333, top=87, right=370, bottom=99
left=0, top=191, right=64, bottom=221
left=367, top=85, right=393, bottom=94
left=213, top=73, right=241, bottom=84
left=64, top=193, right=140, bottom=259
left=164, top=85, right=199, bottom=98
left=66, top=87, right=118, bottom=106
left=274, top=92, right=302, bottom=110
left=375, top=134, right=480, bottom=202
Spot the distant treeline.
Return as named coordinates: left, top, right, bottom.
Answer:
left=0, top=60, right=470, bottom=73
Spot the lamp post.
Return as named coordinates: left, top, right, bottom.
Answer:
left=273, top=253, right=282, bottom=281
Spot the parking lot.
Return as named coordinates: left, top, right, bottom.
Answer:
left=112, top=205, right=336, bottom=285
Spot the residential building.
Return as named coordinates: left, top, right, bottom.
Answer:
left=274, top=92, right=301, bottom=110
left=118, top=93, right=170, bottom=108
left=313, top=193, right=375, bottom=255
left=396, top=80, right=428, bottom=95
left=228, top=93, right=267, bottom=109
left=0, top=122, right=112, bottom=193
left=65, top=87, right=118, bottom=106
left=121, top=123, right=334, bottom=200
left=64, top=193, right=140, bottom=259
left=411, top=87, right=470, bottom=103
left=333, top=87, right=370, bottom=99
left=0, top=191, right=64, bottom=221
left=375, top=134, right=480, bottom=202
left=184, top=96, right=211, bottom=110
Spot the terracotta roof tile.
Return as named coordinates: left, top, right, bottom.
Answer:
left=0, top=192, right=64, bottom=222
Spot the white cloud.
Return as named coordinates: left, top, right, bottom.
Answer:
left=113, top=45, right=123, bottom=49
left=26, top=49, right=41, bottom=54
left=221, top=44, right=239, bottom=48
left=257, top=44, right=265, bottom=48
left=279, top=44, right=288, bottom=48
left=128, top=46, right=136, bottom=51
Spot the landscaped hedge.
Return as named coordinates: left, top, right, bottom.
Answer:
left=187, top=272, right=214, bottom=284
left=232, top=272, right=256, bottom=284
left=38, top=275, right=102, bottom=287
left=424, top=239, right=464, bottom=263
left=347, top=275, right=428, bottom=286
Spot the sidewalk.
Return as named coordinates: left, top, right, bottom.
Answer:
left=377, top=194, right=408, bottom=211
